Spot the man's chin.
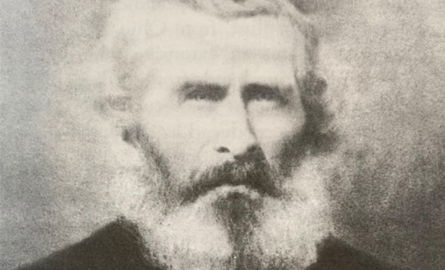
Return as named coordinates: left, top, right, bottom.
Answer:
left=210, top=186, right=262, bottom=239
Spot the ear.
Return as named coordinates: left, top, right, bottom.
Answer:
left=94, top=94, right=136, bottom=130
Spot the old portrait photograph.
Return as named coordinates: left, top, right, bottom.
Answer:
left=1, top=0, right=444, bottom=269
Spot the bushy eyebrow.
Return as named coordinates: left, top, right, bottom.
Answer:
left=179, top=82, right=227, bottom=93
left=242, top=82, right=294, bottom=98
left=178, top=81, right=294, bottom=92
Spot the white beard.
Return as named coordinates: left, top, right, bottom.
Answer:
left=109, top=154, right=334, bottom=270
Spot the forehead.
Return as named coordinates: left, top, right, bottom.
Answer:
left=140, top=4, right=306, bottom=84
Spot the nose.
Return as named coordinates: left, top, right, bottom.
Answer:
left=214, top=100, right=258, bottom=160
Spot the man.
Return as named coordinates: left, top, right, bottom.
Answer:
left=19, top=0, right=402, bottom=269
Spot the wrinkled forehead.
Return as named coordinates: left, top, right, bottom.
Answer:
left=115, top=2, right=307, bottom=81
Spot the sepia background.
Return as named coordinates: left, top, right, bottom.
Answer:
left=1, top=0, right=444, bottom=269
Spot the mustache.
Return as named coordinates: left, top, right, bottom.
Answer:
left=180, top=158, right=282, bottom=204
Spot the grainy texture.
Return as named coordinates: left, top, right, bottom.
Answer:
left=1, top=1, right=444, bottom=269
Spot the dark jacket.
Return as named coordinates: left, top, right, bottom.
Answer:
left=18, top=219, right=403, bottom=270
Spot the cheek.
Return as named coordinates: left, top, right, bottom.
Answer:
left=252, top=110, right=305, bottom=161
left=138, top=101, right=212, bottom=177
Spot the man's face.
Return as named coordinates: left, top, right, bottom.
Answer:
left=121, top=5, right=331, bottom=270
left=137, top=8, right=306, bottom=208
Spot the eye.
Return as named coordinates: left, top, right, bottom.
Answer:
left=243, top=84, right=284, bottom=103
left=182, top=83, right=226, bottom=102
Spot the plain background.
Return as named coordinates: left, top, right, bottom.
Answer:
left=1, top=1, right=445, bottom=269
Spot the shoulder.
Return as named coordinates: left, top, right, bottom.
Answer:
left=308, top=236, right=407, bottom=270
left=16, top=218, right=160, bottom=270
left=17, top=223, right=406, bottom=270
